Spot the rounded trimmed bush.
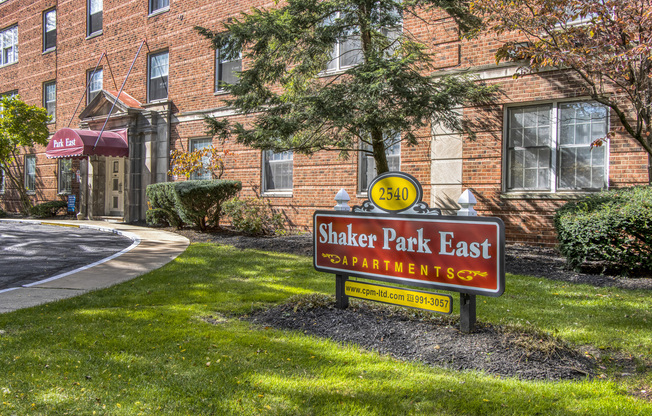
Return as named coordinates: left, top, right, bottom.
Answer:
left=146, top=182, right=183, bottom=228
left=554, top=186, right=652, bottom=274
left=173, top=179, right=242, bottom=231
left=145, top=180, right=242, bottom=231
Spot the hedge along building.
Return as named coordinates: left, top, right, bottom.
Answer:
left=0, top=0, right=648, bottom=244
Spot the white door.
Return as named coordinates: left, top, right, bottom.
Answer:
left=105, top=157, right=124, bottom=216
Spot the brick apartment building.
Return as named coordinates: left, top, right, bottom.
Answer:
left=0, top=0, right=649, bottom=245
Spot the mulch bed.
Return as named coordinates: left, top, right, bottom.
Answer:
left=248, top=299, right=600, bottom=381
left=171, top=226, right=650, bottom=383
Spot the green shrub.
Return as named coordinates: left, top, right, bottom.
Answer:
left=0, top=208, right=6, bottom=218
left=30, top=200, right=67, bottom=218
left=145, top=208, right=170, bottom=227
left=172, top=180, right=242, bottom=231
left=554, top=186, right=652, bottom=274
left=222, top=196, right=285, bottom=235
left=146, top=182, right=183, bottom=228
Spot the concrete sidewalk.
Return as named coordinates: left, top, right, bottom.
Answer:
left=0, top=219, right=189, bottom=313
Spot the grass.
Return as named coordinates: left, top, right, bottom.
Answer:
left=0, top=243, right=650, bottom=415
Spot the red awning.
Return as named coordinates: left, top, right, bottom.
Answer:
left=46, top=128, right=129, bottom=159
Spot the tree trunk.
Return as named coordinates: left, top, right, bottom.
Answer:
left=371, top=129, right=389, bottom=174
left=648, top=152, right=652, bottom=186
left=3, top=166, right=33, bottom=215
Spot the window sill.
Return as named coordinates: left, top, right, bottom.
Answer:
left=148, top=7, right=170, bottom=18
left=214, top=90, right=231, bottom=96
left=319, top=67, right=352, bottom=78
left=86, top=31, right=103, bottom=40
left=42, top=47, right=56, bottom=55
left=262, top=191, right=293, bottom=198
left=146, top=98, right=169, bottom=105
left=58, top=191, right=72, bottom=196
left=0, top=61, right=18, bottom=70
left=500, top=191, right=603, bottom=200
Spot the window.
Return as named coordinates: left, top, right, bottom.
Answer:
left=149, top=0, right=169, bottom=15
left=148, top=50, right=168, bottom=102
left=0, top=168, right=5, bottom=194
left=324, top=8, right=401, bottom=72
left=506, top=101, right=608, bottom=192
left=43, top=8, right=56, bottom=52
left=359, top=135, right=401, bottom=193
left=87, top=0, right=102, bottom=37
left=43, top=81, right=56, bottom=122
left=58, top=159, right=72, bottom=194
left=325, top=12, right=362, bottom=72
left=263, top=150, right=293, bottom=193
left=25, top=155, right=36, bottom=194
left=189, top=138, right=212, bottom=180
left=0, top=25, right=18, bottom=68
left=561, top=6, right=598, bottom=27
left=87, top=68, right=103, bottom=103
left=215, top=47, right=241, bottom=92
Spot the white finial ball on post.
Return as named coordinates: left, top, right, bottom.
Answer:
left=334, top=188, right=351, bottom=211
left=457, top=189, right=477, bottom=216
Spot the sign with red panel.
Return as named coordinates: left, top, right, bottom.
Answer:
left=314, top=212, right=505, bottom=297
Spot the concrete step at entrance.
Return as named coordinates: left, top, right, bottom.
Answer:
left=94, top=216, right=124, bottom=223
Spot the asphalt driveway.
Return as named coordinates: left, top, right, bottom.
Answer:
left=0, top=221, right=134, bottom=290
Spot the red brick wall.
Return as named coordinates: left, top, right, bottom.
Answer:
left=1, top=2, right=648, bottom=244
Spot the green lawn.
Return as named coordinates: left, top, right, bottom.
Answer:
left=0, top=243, right=650, bottom=415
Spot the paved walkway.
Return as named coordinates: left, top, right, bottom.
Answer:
left=0, top=219, right=189, bottom=313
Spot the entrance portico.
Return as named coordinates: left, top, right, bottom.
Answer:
left=45, top=90, right=170, bottom=222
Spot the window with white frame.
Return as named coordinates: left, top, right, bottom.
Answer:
left=148, top=50, right=169, bottom=102
left=190, top=138, right=212, bottom=180
left=87, top=68, right=103, bottom=103
left=43, top=81, right=56, bottom=122
left=560, top=6, right=598, bottom=27
left=87, top=0, right=102, bottom=37
left=1, top=25, right=18, bottom=68
left=324, top=8, right=402, bottom=72
left=25, top=155, right=36, bottom=194
left=58, top=159, right=72, bottom=194
left=324, top=12, right=362, bottom=72
left=0, top=167, right=5, bottom=194
left=506, top=101, right=608, bottom=192
left=359, top=134, right=401, bottom=193
left=43, top=8, right=56, bottom=52
left=149, top=0, right=169, bottom=15
left=215, top=47, right=241, bottom=92
left=263, top=150, right=293, bottom=193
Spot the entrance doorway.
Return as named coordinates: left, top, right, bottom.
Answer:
left=105, top=157, right=124, bottom=216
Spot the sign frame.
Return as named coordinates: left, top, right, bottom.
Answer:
left=314, top=210, right=505, bottom=297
